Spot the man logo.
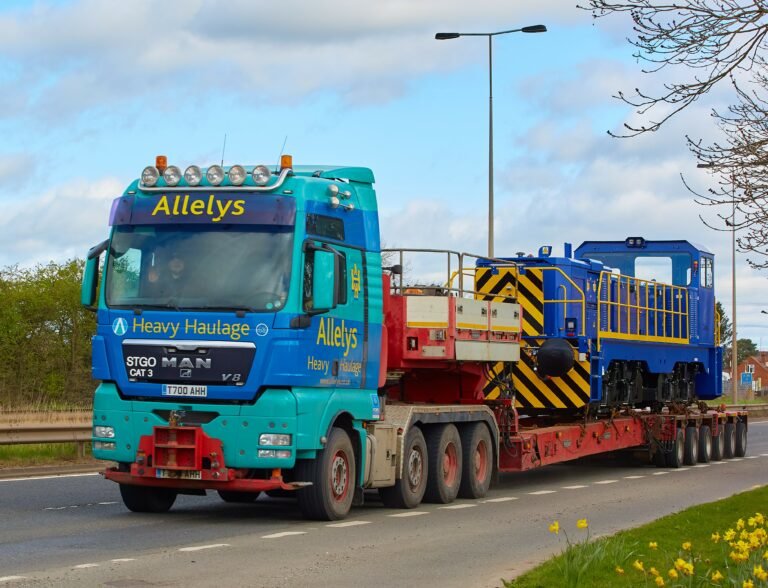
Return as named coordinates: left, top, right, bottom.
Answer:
left=112, top=318, right=128, bottom=336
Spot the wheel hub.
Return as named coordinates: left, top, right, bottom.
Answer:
left=407, top=448, right=423, bottom=489
left=331, top=453, right=348, bottom=498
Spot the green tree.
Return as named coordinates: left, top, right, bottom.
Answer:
left=716, top=300, right=732, bottom=350
left=737, top=338, right=758, bottom=366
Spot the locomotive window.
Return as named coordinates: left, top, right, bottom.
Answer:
left=635, top=257, right=672, bottom=284
left=700, top=257, right=714, bottom=288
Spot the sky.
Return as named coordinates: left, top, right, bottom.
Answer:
left=0, top=0, right=765, bottom=346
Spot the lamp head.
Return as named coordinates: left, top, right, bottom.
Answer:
left=522, top=25, right=547, bottom=33
left=435, top=32, right=460, bottom=40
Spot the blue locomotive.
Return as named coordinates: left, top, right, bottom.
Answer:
left=479, top=238, right=722, bottom=412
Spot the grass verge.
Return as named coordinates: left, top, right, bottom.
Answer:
left=0, top=442, right=92, bottom=467
left=506, top=485, right=768, bottom=587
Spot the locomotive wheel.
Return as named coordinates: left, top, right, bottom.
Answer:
left=683, top=426, right=699, bottom=466
left=119, top=484, right=177, bottom=513
left=217, top=490, right=261, bottom=503
left=458, top=423, right=493, bottom=499
left=735, top=421, right=748, bottom=457
left=424, top=424, right=463, bottom=504
left=666, top=429, right=685, bottom=468
left=296, top=427, right=355, bottom=521
left=697, top=425, right=712, bottom=463
left=723, top=423, right=736, bottom=459
left=710, top=425, right=725, bottom=461
left=379, top=426, right=428, bottom=509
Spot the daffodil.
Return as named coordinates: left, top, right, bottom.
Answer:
left=712, top=570, right=724, bottom=583
left=711, top=532, right=721, bottom=543
left=615, top=566, right=624, bottom=575
left=649, top=541, right=658, bottom=550
left=576, top=518, right=588, bottom=530
left=674, top=558, right=687, bottom=572
left=725, top=529, right=737, bottom=541
left=682, top=562, right=694, bottom=577
left=682, top=541, right=692, bottom=551
left=633, top=560, right=645, bottom=573
left=743, top=579, right=754, bottom=588
left=738, top=518, right=746, bottom=530
left=654, top=577, right=665, bottom=587
left=754, top=565, right=768, bottom=582
left=548, top=521, right=559, bottom=534
left=649, top=566, right=659, bottom=577
left=668, top=569, right=678, bottom=580
left=755, top=512, right=765, bottom=526
left=749, top=517, right=758, bottom=528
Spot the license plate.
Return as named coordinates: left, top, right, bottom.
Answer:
left=162, top=384, right=208, bottom=397
left=156, top=469, right=202, bottom=480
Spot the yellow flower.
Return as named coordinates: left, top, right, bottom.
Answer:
left=668, top=569, right=679, bottom=580
left=712, top=532, right=721, bottom=543
left=712, top=570, right=724, bottom=583
left=654, top=577, right=665, bottom=587
left=649, top=541, right=658, bottom=550
left=749, top=517, right=758, bottom=528
left=682, top=541, right=692, bottom=551
left=756, top=512, right=765, bottom=526
left=743, top=580, right=754, bottom=588
left=674, top=558, right=687, bottom=571
left=548, top=521, right=559, bottom=535
left=682, top=562, right=694, bottom=577
left=633, top=560, right=645, bottom=572
left=738, top=518, right=746, bottom=530
left=576, top=518, right=588, bottom=530
left=725, top=529, right=737, bottom=541
left=615, top=566, right=625, bottom=575
left=754, top=565, right=768, bottom=582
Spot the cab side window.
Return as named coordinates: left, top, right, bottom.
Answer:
left=700, top=257, right=714, bottom=288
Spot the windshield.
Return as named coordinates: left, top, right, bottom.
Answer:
left=106, top=224, right=293, bottom=312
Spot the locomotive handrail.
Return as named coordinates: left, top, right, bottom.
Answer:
left=715, top=303, right=721, bottom=346
left=597, top=271, right=690, bottom=350
left=533, top=266, right=587, bottom=337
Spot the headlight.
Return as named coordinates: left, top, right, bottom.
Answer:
left=258, top=449, right=276, bottom=458
left=94, top=441, right=116, bottom=450
left=184, top=165, right=202, bottom=186
left=259, top=433, right=292, bottom=446
left=206, top=165, right=224, bottom=186
left=141, top=166, right=159, bottom=187
left=228, top=165, right=246, bottom=186
left=252, top=165, right=271, bottom=186
left=163, top=165, right=182, bottom=187
left=93, top=426, right=115, bottom=438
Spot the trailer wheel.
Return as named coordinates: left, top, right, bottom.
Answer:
left=458, top=423, right=493, bottom=499
left=379, top=426, right=428, bottom=509
left=217, top=490, right=261, bottom=503
left=424, top=424, right=463, bottom=504
left=119, top=484, right=177, bottom=513
left=735, top=421, right=748, bottom=457
left=666, top=429, right=685, bottom=468
left=296, top=427, right=355, bottom=521
left=711, top=425, right=724, bottom=461
left=683, top=426, right=699, bottom=466
left=697, top=425, right=712, bottom=463
left=723, top=422, right=736, bottom=459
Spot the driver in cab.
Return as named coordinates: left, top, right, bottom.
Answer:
left=147, top=251, right=187, bottom=299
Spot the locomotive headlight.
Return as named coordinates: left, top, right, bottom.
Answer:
left=141, top=166, right=160, bottom=187
left=184, top=165, right=202, bottom=186
left=93, top=425, right=115, bottom=439
left=228, top=164, right=247, bottom=186
left=251, top=165, right=271, bottom=186
left=163, top=165, right=182, bottom=187
left=259, top=433, right=291, bottom=446
left=206, top=164, right=225, bottom=186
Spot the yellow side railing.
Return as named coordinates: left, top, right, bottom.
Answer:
left=715, top=303, right=721, bottom=346
left=597, top=271, right=689, bottom=350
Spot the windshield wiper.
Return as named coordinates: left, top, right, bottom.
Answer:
left=193, top=305, right=259, bottom=315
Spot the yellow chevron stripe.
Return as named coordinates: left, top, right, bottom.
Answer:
left=516, top=360, right=567, bottom=409
left=549, top=373, right=588, bottom=407
left=572, top=362, right=591, bottom=395
left=510, top=377, right=546, bottom=408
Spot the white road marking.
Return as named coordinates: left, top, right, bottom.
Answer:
left=762, top=453, right=768, bottom=457
left=711, top=461, right=726, bottom=464
left=653, top=471, right=670, bottom=475
left=528, top=490, right=556, bottom=495
left=624, top=475, right=645, bottom=479
left=261, top=532, right=308, bottom=539
left=73, top=564, right=99, bottom=569
left=730, top=458, right=744, bottom=462
left=0, top=577, right=27, bottom=583
left=561, top=485, right=587, bottom=490
left=111, top=558, right=136, bottom=563
left=44, top=506, right=68, bottom=510
left=745, top=456, right=759, bottom=459
left=438, top=504, right=477, bottom=510
left=99, top=501, right=118, bottom=505
left=692, top=464, right=710, bottom=468
left=388, top=511, right=429, bottom=518
left=669, top=468, right=689, bottom=472
left=326, top=520, right=371, bottom=528
left=593, top=480, right=618, bottom=485
left=0, top=472, right=99, bottom=484
left=179, top=543, right=231, bottom=551
left=482, top=497, right=518, bottom=503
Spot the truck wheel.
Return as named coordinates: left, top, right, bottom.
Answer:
left=424, top=424, right=463, bottom=504
left=697, top=425, right=712, bottom=463
left=217, top=490, right=261, bottom=503
left=735, top=421, right=748, bottom=457
left=666, top=429, right=684, bottom=468
left=379, top=426, right=428, bottom=509
left=723, top=422, right=736, bottom=459
left=119, top=484, right=177, bottom=513
left=711, top=425, right=724, bottom=461
left=683, top=426, right=699, bottom=465
left=296, top=427, right=356, bottom=521
left=458, top=423, right=493, bottom=499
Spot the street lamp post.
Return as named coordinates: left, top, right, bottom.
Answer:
left=436, top=25, right=547, bottom=258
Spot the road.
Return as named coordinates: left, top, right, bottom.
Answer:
left=1, top=421, right=767, bottom=587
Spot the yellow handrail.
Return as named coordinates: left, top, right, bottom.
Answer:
left=715, top=302, right=721, bottom=346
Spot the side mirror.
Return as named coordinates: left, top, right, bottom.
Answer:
left=81, top=239, right=108, bottom=309
left=312, top=249, right=338, bottom=312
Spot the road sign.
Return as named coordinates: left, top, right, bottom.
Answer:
left=741, top=372, right=753, bottom=386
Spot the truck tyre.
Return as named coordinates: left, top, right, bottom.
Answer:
left=735, top=421, right=748, bottom=457
left=666, top=429, right=685, bottom=468
left=119, top=484, right=177, bottom=513
left=683, top=426, right=699, bottom=465
left=296, top=427, right=356, bottom=521
left=723, top=422, right=736, bottom=459
left=424, top=424, right=463, bottom=504
left=217, top=490, right=261, bottom=503
left=458, top=423, right=493, bottom=499
left=697, top=425, right=712, bottom=463
left=378, top=426, right=428, bottom=509
left=711, top=425, right=724, bottom=461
